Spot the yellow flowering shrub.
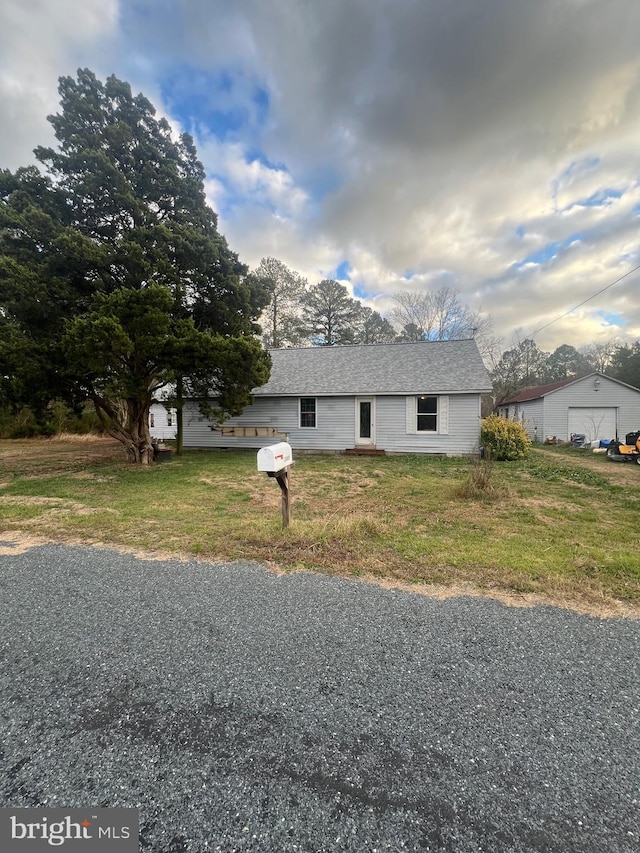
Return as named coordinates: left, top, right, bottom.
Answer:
left=481, top=414, right=531, bottom=461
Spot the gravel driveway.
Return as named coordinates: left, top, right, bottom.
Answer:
left=0, top=541, right=638, bottom=852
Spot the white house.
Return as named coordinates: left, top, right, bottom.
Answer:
left=183, top=339, right=492, bottom=456
left=149, top=392, right=177, bottom=441
left=498, top=372, right=640, bottom=443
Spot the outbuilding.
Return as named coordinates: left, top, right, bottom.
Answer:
left=498, top=372, right=640, bottom=443
left=183, top=339, right=492, bottom=456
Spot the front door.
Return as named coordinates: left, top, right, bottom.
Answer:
left=355, top=397, right=375, bottom=446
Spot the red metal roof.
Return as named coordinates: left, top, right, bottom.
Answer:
left=502, top=376, right=580, bottom=404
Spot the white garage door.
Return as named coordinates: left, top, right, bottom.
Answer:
left=567, top=407, right=617, bottom=441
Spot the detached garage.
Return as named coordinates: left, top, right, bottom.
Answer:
left=498, top=373, right=640, bottom=443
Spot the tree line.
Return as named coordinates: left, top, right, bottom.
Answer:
left=250, top=257, right=497, bottom=355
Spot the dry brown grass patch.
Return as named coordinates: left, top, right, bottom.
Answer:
left=47, top=432, right=108, bottom=443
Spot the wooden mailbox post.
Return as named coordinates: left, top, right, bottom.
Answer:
left=257, top=442, right=293, bottom=528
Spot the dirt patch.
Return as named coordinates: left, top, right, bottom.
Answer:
left=520, top=496, right=581, bottom=513
left=0, top=531, right=48, bottom=555
left=0, top=495, right=116, bottom=516
left=354, top=573, right=640, bottom=620
left=0, top=436, right=124, bottom=478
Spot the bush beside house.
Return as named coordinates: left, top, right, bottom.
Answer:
left=481, top=414, right=531, bottom=461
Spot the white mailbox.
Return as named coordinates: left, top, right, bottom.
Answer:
left=257, top=442, right=293, bottom=475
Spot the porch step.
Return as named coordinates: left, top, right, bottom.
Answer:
left=344, top=447, right=386, bottom=456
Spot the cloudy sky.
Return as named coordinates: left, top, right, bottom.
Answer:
left=2, top=0, right=639, bottom=354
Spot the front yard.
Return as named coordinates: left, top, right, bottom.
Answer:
left=1, top=437, right=638, bottom=615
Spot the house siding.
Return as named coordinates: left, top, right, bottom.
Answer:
left=149, top=403, right=177, bottom=440
left=377, top=394, right=481, bottom=454
left=183, top=397, right=355, bottom=451
left=511, top=399, right=545, bottom=442
left=183, top=394, right=482, bottom=455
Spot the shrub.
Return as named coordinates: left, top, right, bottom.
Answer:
left=1, top=407, right=48, bottom=439
left=0, top=402, right=103, bottom=438
left=481, top=414, right=531, bottom=461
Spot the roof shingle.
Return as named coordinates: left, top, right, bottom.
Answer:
left=253, top=339, right=491, bottom=396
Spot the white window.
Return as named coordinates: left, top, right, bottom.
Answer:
left=300, top=397, right=317, bottom=428
left=149, top=412, right=155, bottom=428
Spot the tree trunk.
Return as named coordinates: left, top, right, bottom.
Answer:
left=129, top=402, right=154, bottom=465
left=91, top=395, right=154, bottom=464
left=175, top=376, right=184, bottom=457
left=272, top=293, right=279, bottom=349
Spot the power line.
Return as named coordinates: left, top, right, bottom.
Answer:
left=525, top=261, right=640, bottom=340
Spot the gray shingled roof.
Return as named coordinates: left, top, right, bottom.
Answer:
left=253, top=340, right=492, bottom=396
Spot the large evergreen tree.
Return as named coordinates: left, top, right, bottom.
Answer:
left=0, top=69, right=270, bottom=462
left=301, top=279, right=360, bottom=345
left=353, top=305, right=397, bottom=344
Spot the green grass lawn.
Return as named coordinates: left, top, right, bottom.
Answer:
left=1, top=438, right=639, bottom=612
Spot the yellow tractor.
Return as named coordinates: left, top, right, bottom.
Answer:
left=606, top=431, right=640, bottom=464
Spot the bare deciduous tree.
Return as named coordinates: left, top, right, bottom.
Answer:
left=579, top=340, right=620, bottom=374
left=391, top=285, right=499, bottom=363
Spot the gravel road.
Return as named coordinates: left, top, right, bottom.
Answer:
left=0, top=541, right=638, bottom=852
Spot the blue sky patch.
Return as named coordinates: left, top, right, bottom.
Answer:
left=159, top=64, right=269, bottom=141
left=553, top=156, right=601, bottom=197
left=514, top=233, right=583, bottom=269
left=566, top=187, right=623, bottom=211
left=334, top=260, right=351, bottom=280
left=583, top=187, right=622, bottom=205
left=352, top=283, right=375, bottom=299
left=244, top=148, right=287, bottom=173
left=595, top=310, right=627, bottom=326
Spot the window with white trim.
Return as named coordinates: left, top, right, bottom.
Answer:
left=299, top=397, right=317, bottom=428
left=406, top=395, right=449, bottom=435
left=417, top=396, right=437, bottom=431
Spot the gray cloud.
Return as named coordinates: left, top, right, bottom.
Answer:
left=0, top=0, right=119, bottom=168
left=2, top=0, right=639, bottom=351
